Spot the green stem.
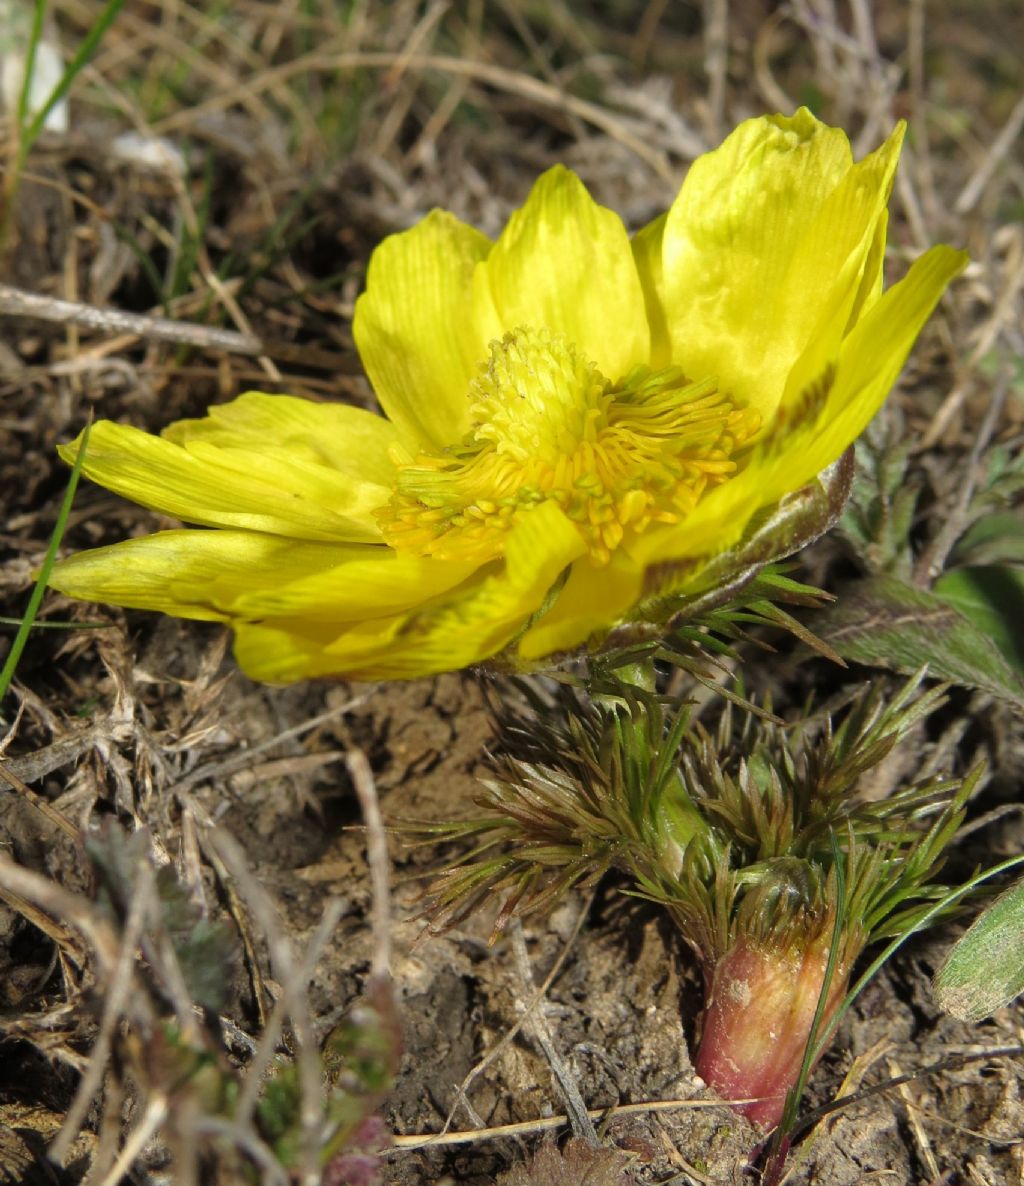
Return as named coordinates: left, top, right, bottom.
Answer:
left=658, top=766, right=706, bottom=868
left=602, top=657, right=707, bottom=873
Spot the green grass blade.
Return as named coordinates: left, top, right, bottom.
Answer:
left=19, top=0, right=127, bottom=160
left=809, top=853, right=1024, bottom=1067
left=764, top=832, right=850, bottom=1175
left=0, top=616, right=113, bottom=630
left=0, top=421, right=91, bottom=704
left=793, top=833, right=849, bottom=1110
left=15, top=0, right=48, bottom=129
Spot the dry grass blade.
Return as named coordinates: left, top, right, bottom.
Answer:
left=91, top=1096, right=169, bottom=1186
left=954, top=91, right=1024, bottom=216
left=149, top=51, right=677, bottom=179
left=0, top=881, right=81, bottom=959
left=0, top=852, right=116, bottom=970
left=438, top=893, right=593, bottom=1141
left=204, top=830, right=343, bottom=1184
left=388, top=1094, right=754, bottom=1151
left=172, top=695, right=367, bottom=793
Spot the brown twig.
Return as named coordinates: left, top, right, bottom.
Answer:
left=0, top=282, right=263, bottom=354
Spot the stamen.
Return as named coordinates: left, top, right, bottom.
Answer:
left=375, top=327, right=759, bottom=565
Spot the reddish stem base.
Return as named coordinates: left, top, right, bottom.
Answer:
left=695, top=938, right=848, bottom=1129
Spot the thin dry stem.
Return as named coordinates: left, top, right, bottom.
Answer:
left=0, top=852, right=117, bottom=970
left=148, top=51, right=676, bottom=179
left=439, top=892, right=593, bottom=1139
left=346, top=746, right=393, bottom=981
left=510, top=919, right=598, bottom=1146
left=207, top=828, right=345, bottom=1186
left=912, top=369, right=1011, bottom=585
left=94, top=1095, right=169, bottom=1186
left=389, top=1094, right=753, bottom=1151
left=0, top=282, right=263, bottom=354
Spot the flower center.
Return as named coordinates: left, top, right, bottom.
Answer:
left=376, top=327, right=759, bottom=566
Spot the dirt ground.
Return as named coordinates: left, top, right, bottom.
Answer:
left=1, top=1, right=1023, bottom=1183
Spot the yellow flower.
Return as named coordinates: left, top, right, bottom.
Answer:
left=48, top=109, right=965, bottom=683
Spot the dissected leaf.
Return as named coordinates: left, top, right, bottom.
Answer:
left=257, top=983, right=398, bottom=1172
left=496, top=1140, right=634, bottom=1186
left=934, top=565, right=1024, bottom=675
left=934, top=877, right=1024, bottom=1021
left=950, top=513, right=1024, bottom=568
left=86, top=822, right=238, bottom=1013
left=822, top=575, right=1024, bottom=707
left=839, top=428, right=918, bottom=576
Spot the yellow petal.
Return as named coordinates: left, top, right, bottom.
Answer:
left=777, top=243, right=969, bottom=485
left=234, top=616, right=406, bottom=684
left=59, top=419, right=387, bottom=542
left=163, top=391, right=402, bottom=487
left=481, top=166, right=649, bottom=381
left=49, top=523, right=483, bottom=653
left=353, top=209, right=496, bottom=451
left=776, top=122, right=905, bottom=412
left=234, top=500, right=587, bottom=682
left=231, top=550, right=478, bottom=621
left=632, top=244, right=968, bottom=568
left=631, top=212, right=671, bottom=369
left=844, top=208, right=889, bottom=332
left=518, top=551, right=644, bottom=660
left=662, top=109, right=873, bottom=419
left=47, top=530, right=364, bottom=620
